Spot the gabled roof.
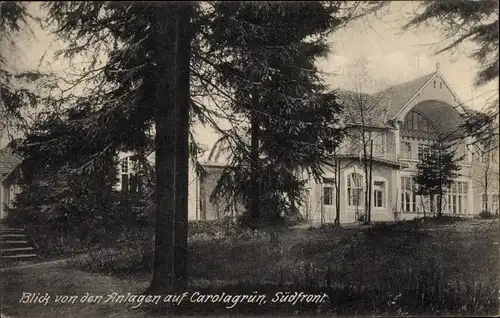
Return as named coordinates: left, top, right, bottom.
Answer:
left=338, top=90, right=388, bottom=127
left=0, top=147, right=21, bottom=180
left=339, top=71, right=438, bottom=127
left=376, top=72, right=436, bottom=120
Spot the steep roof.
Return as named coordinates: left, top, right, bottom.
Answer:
left=338, top=90, right=388, bottom=127
left=377, top=72, right=436, bottom=120
left=0, top=147, right=21, bottom=179
left=339, top=71, right=437, bottom=127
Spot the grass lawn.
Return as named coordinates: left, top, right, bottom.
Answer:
left=1, top=218, right=499, bottom=317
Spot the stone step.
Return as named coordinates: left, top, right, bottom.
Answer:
left=2, top=246, right=34, bottom=252
left=0, top=229, right=24, bottom=234
left=0, top=228, right=37, bottom=262
left=0, top=240, right=28, bottom=244
left=1, top=253, right=37, bottom=259
left=1, top=247, right=34, bottom=255
left=0, top=233, right=26, bottom=238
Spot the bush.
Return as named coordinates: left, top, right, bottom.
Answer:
left=364, top=220, right=422, bottom=237
left=23, top=224, right=150, bottom=260
left=479, top=210, right=495, bottom=219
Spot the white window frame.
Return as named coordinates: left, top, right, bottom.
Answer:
left=482, top=193, right=499, bottom=214
left=417, top=144, right=430, bottom=160
left=373, top=132, right=386, bottom=157
left=121, top=157, right=129, bottom=174
left=443, top=181, right=469, bottom=215
left=400, top=141, right=412, bottom=159
left=492, top=194, right=499, bottom=214
left=372, top=177, right=387, bottom=210
left=323, top=186, right=334, bottom=206
left=346, top=167, right=365, bottom=209
left=481, top=193, right=488, bottom=212
left=400, top=176, right=418, bottom=213
left=363, top=131, right=386, bottom=157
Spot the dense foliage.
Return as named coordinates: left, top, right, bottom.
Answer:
left=413, top=141, right=463, bottom=216
left=204, top=2, right=345, bottom=225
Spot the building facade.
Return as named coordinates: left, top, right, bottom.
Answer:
left=2, top=66, right=498, bottom=223
left=0, top=129, right=22, bottom=220
left=195, top=66, right=499, bottom=223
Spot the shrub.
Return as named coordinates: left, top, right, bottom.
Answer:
left=479, top=210, right=495, bottom=219
left=364, top=220, right=422, bottom=238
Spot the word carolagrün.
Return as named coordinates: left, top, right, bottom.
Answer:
left=19, top=291, right=329, bottom=309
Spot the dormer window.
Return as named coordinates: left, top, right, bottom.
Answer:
left=433, top=81, right=436, bottom=88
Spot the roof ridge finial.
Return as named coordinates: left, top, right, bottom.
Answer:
left=435, top=62, right=441, bottom=71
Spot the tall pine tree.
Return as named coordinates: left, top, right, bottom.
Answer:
left=18, top=1, right=374, bottom=291
left=204, top=2, right=345, bottom=227
left=413, top=141, right=463, bottom=217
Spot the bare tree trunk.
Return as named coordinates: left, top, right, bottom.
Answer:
left=173, top=3, right=193, bottom=291
left=430, top=194, right=435, bottom=216
left=249, top=82, right=260, bottom=229
left=362, top=132, right=369, bottom=223
left=368, top=140, right=374, bottom=223
left=149, top=8, right=176, bottom=293
left=484, top=158, right=490, bottom=212
left=437, top=191, right=443, bottom=217
left=334, top=151, right=341, bottom=225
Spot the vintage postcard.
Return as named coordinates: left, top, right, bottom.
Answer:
left=1, top=1, right=499, bottom=317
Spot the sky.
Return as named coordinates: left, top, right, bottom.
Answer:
left=6, top=1, right=499, bottom=149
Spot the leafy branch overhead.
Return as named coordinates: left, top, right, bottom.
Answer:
left=401, top=0, right=499, bottom=154
left=403, top=0, right=499, bottom=87
left=203, top=2, right=345, bottom=221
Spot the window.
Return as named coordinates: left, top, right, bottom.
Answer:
left=440, top=82, right=443, bottom=89
left=401, top=141, right=412, bottom=159
left=401, top=177, right=417, bottom=213
left=433, top=80, right=436, bottom=88
left=121, top=157, right=129, bottom=174
left=422, top=119, right=428, bottom=132
left=482, top=194, right=488, bottom=211
left=483, top=194, right=499, bottom=213
left=479, top=151, right=495, bottom=164
left=372, top=133, right=385, bottom=156
left=373, top=181, right=385, bottom=208
left=120, top=156, right=145, bottom=194
left=444, top=181, right=468, bottom=214
left=493, top=195, right=499, bottom=214
left=347, top=173, right=364, bottom=207
left=480, top=153, right=488, bottom=163
left=418, top=144, right=430, bottom=160
left=363, top=131, right=385, bottom=156
left=402, top=111, right=436, bottom=133
left=121, top=157, right=130, bottom=192
left=323, top=186, right=334, bottom=206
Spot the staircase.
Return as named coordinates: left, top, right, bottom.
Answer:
left=1, top=225, right=37, bottom=265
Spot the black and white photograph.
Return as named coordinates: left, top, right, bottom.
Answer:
left=1, top=1, right=499, bottom=317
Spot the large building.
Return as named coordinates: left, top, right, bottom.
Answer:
left=182, top=65, right=499, bottom=223
left=2, top=65, right=499, bottom=223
